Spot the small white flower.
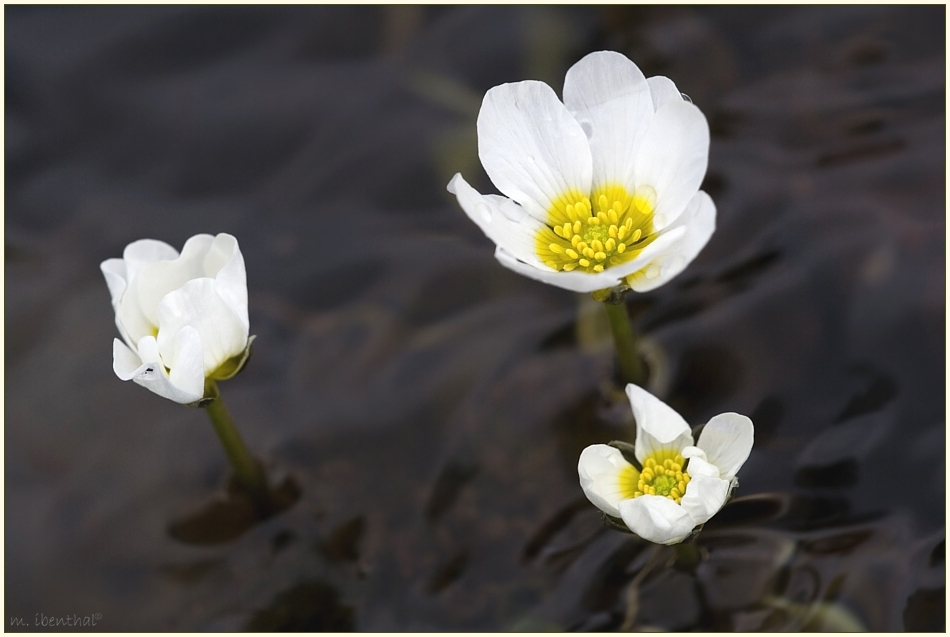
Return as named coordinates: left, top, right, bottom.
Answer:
left=101, top=233, right=250, bottom=405
left=448, top=50, right=715, bottom=293
left=578, top=384, right=753, bottom=544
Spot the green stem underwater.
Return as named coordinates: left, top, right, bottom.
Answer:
left=203, top=380, right=271, bottom=512
left=602, top=300, right=646, bottom=386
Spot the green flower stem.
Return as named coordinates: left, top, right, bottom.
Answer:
left=203, top=380, right=271, bottom=510
left=602, top=300, right=646, bottom=386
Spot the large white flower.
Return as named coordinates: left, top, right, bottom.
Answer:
left=101, top=233, right=251, bottom=405
left=578, top=384, right=753, bottom=544
left=448, top=50, right=715, bottom=293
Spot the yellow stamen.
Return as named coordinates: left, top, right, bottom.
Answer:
left=534, top=185, right=657, bottom=274
left=628, top=450, right=691, bottom=504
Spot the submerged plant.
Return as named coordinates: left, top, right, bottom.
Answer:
left=102, top=233, right=270, bottom=508
left=578, top=384, right=753, bottom=545
left=448, top=50, right=715, bottom=385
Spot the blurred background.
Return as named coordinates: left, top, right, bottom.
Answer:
left=5, top=5, right=944, bottom=631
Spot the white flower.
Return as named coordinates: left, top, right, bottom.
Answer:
left=578, top=384, right=753, bottom=544
left=101, top=233, right=251, bottom=405
left=447, top=50, right=715, bottom=293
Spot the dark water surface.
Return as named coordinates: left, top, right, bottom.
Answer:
left=5, top=5, right=945, bottom=631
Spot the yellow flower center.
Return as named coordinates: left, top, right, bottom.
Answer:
left=618, top=450, right=692, bottom=504
left=535, top=184, right=657, bottom=273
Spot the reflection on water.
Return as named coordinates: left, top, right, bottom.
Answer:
left=5, top=5, right=944, bottom=631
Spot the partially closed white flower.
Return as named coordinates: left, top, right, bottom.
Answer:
left=101, top=233, right=250, bottom=405
left=448, top=50, right=715, bottom=293
left=578, top=384, right=753, bottom=544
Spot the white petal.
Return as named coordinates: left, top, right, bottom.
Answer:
left=681, top=445, right=706, bottom=462
left=477, top=80, right=592, bottom=221
left=493, top=224, right=687, bottom=293
left=684, top=455, right=720, bottom=479
left=562, top=50, right=653, bottom=191
left=112, top=338, right=143, bottom=380
left=127, top=234, right=216, bottom=328
left=122, top=238, right=179, bottom=288
left=166, top=326, right=207, bottom=400
left=100, top=258, right=128, bottom=310
left=679, top=474, right=730, bottom=526
left=207, top=234, right=249, bottom=336
left=447, top=173, right=545, bottom=266
left=115, top=335, right=204, bottom=404
left=115, top=234, right=248, bottom=345
left=578, top=444, right=636, bottom=518
left=626, top=383, right=693, bottom=463
left=116, top=236, right=210, bottom=343
left=647, top=76, right=684, bottom=112
left=619, top=496, right=695, bottom=545
left=697, top=412, right=754, bottom=480
left=633, top=99, right=709, bottom=229
left=627, top=190, right=716, bottom=292
left=156, top=278, right=248, bottom=374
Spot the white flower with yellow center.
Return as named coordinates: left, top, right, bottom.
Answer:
left=578, top=384, right=754, bottom=545
left=101, top=233, right=251, bottom=405
left=447, top=50, right=715, bottom=293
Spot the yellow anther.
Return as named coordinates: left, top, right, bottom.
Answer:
left=605, top=238, right=616, bottom=252
left=631, top=450, right=694, bottom=503
left=625, top=218, right=634, bottom=230
left=571, top=235, right=581, bottom=248
left=584, top=248, right=595, bottom=259
left=545, top=260, right=558, bottom=269
left=593, top=264, right=604, bottom=272
left=618, top=226, right=628, bottom=240
left=573, top=220, right=582, bottom=233
left=631, top=229, right=642, bottom=242
left=565, top=204, right=575, bottom=218
left=553, top=225, right=565, bottom=238
left=589, top=216, right=600, bottom=226
left=633, top=491, right=642, bottom=498
left=608, top=225, right=618, bottom=239
left=597, top=211, right=609, bottom=224
left=595, top=251, right=606, bottom=261
left=549, top=243, right=564, bottom=253
left=608, top=209, right=619, bottom=224
left=565, top=249, right=578, bottom=259
left=590, top=240, right=603, bottom=252
left=563, top=263, right=577, bottom=271
left=579, top=258, right=590, bottom=267
left=617, top=243, right=626, bottom=254
left=598, top=194, right=608, bottom=210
